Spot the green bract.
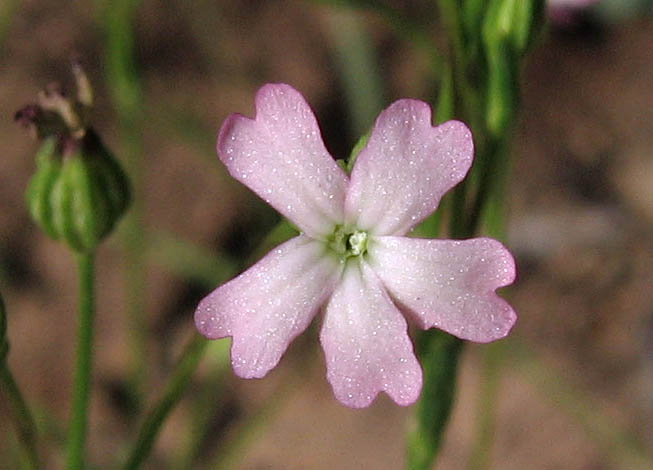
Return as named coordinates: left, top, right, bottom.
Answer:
left=26, top=131, right=130, bottom=253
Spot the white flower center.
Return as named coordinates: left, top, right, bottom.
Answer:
left=347, top=231, right=368, bottom=256
left=328, top=225, right=369, bottom=259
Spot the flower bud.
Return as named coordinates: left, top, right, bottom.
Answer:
left=16, top=59, right=130, bottom=252
left=28, top=132, right=130, bottom=252
left=482, top=0, right=545, bottom=54
left=481, top=0, right=545, bottom=136
left=484, top=46, right=516, bottom=137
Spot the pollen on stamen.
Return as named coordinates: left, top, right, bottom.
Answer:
left=347, top=231, right=368, bottom=256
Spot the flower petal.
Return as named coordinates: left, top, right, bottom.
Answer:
left=345, top=100, right=473, bottom=236
left=217, top=84, right=349, bottom=238
left=195, top=235, right=340, bottom=378
left=320, top=260, right=422, bottom=408
left=368, top=236, right=516, bottom=342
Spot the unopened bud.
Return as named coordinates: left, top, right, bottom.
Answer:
left=26, top=131, right=130, bottom=253
left=481, top=0, right=545, bottom=136
left=482, top=0, right=545, bottom=54
left=17, top=59, right=130, bottom=253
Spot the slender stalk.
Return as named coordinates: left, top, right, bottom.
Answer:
left=0, top=0, right=18, bottom=48
left=208, top=356, right=308, bottom=470
left=466, top=341, right=504, bottom=470
left=313, top=0, right=444, bottom=80
left=326, top=8, right=385, bottom=139
left=103, top=0, right=148, bottom=402
left=465, top=137, right=504, bottom=235
left=0, top=361, right=40, bottom=469
left=122, top=334, right=208, bottom=470
left=147, top=230, right=240, bottom=289
left=407, top=332, right=463, bottom=470
left=512, top=341, right=652, bottom=469
left=174, top=340, right=231, bottom=469
left=466, top=143, right=511, bottom=470
left=65, top=253, right=96, bottom=470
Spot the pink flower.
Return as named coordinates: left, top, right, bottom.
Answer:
left=195, top=84, right=516, bottom=408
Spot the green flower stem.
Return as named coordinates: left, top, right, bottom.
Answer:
left=0, top=0, right=18, bottom=47
left=436, top=0, right=484, bottom=130
left=174, top=340, right=231, bottom=469
left=122, top=334, right=208, bottom=470
left=1, top=294, right=39, bottom=470
left=0, top=316, right=39, bottom=470
left=209, top=357, right=308, bottom=470
left=66, top=252, right=96, bottom=470
left=466, top=136, right=506, bottom=236
left=466, top=341, right=505, bottom=470
left=326, top=8, right=384, bottom=138
left=407, top=331, right=463, bottom=470
left=103, top=0, right=148, bottom=402
left=147, top=230, right=240, bottom=289
left=0, top=367, right=39, bottom=469
left=466, top=147, right=511, bottom=470
left=512, top=341, right=653, bottom=469
left=314, top=0, right=444, bottom=82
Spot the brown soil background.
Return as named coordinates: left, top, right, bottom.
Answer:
left=0, top=1, right=651, bottom=469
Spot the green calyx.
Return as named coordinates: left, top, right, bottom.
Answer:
left=26, top=131, right=130, bottom=253
left=327, top=225, right=369, bottom=260
left=18, top=60, right=131, bottom=253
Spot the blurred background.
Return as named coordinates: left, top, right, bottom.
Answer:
left=0, top=0, right=652, bottom=469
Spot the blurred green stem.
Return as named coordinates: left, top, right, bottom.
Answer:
left=174, top=340, right=231, bottom=469
left=123, top=334, right=208, bottom=470
left=208, top=351, right=311, bottom=470
left=466, top=144, right=511, bottom=470
left=466, top=137, right=506, bottom=236
left=513, top=341, right=653, bottom=470
left=0, top=0, right=18, bottom=48
left=436, top=0, right=483, bottom=130
left=147, top=230, right=240, bottom=289
left=466, top=341, right=505, bottom=470
left=407, top=331, right=463, bottom=470
left=410, top=3, right=519, bottom=467
left=103, top=0, right=148, bottom=401
left=0, top=366, right=40, bottom=470
left=1, top=291, right=39, bottom=470
left=66, top=253, right=96, bottom=470
left=315, top=0, right=444, bottom=79
left=326, top=9, right=384, bottom=138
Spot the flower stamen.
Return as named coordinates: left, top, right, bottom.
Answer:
left=347, top=230, right=368, bottom=256
left=328, top=225, right=368, bottom=259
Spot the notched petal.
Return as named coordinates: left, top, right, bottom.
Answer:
left=217, top=83, right=349, bottom=238
left=368, top=236, right=516, bottom=343
left=195, top=235, right=340, bottom=378
left=320, top=260, right=423, bottom=408
left=345, top=99, right=474, bottom=236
